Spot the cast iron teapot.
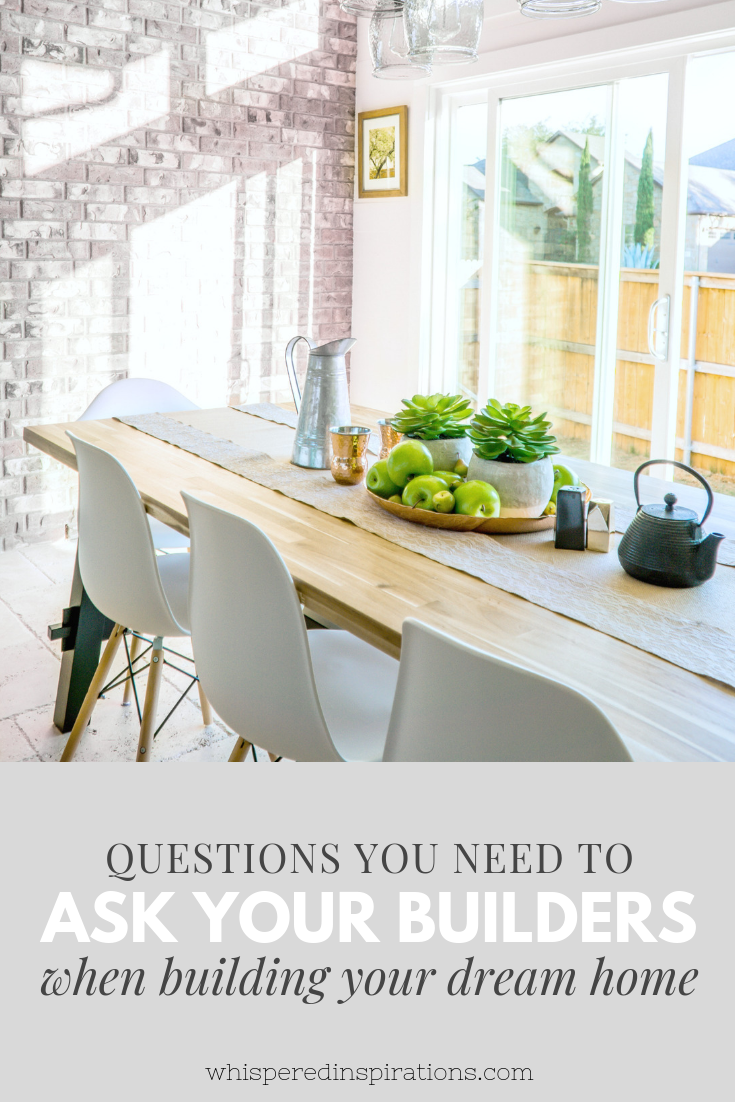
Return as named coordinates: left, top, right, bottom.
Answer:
left=618, top=460, right=724, bottom=588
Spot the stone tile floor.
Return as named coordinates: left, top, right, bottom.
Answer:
left=0, top=538, right=262, bottom=764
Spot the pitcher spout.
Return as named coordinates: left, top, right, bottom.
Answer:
left=310, top=337, right=356, bottom=357
left=695, top=531, right=725, bottom=581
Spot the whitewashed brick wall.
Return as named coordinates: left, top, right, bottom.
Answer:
left=0, top=0, right=356, bottom=549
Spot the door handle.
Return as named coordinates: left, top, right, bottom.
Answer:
left=648, top=295, right=670, bottom=362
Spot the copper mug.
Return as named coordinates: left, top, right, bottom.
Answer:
left=377, top=418, right=403, bottom=459
left=330, top=425, right=372, bottom=485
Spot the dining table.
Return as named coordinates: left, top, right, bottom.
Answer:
left=24, top=403, right=735, bottom=763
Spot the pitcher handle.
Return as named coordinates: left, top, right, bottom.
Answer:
left=633, top=459, right=714, bottom=526
left=285, top=336, right=313, bottom=414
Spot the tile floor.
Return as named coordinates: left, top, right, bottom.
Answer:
left=0, top=538, right=258, bottom=763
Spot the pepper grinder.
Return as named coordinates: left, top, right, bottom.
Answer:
left=555, top=485, right=587, bottom=550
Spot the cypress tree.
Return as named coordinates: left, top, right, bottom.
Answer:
left=576, top=138, right=594, bottom=263
left=635, top=129, right=655, bottom=248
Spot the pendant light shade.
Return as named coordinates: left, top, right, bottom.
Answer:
left=518, top=0, right=601, bottom=17
left=340, top=0, right=402, bottom=18
left=370, top=11, right=432, bottom=79
left=405, top=0, right=483, bottom=66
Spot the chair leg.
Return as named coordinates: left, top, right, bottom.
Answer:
left=122, top=633, right=142, bottom=706
left=60, top=624, right=125, bottom=762
left=136, top=637, right=164, bottom=762
left=198, top=682, right=213, bottom=726
left=229, top=735, right=252, bottom=762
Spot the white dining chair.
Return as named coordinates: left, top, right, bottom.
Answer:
left=383, top=619, right=632, bottom=762
left=78, top=377, right=199, bottom=551
left=182, top=491, right=399, bottom=762
left=61, top=433, right=210, bottom=762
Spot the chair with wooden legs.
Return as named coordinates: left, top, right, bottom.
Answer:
left=61, top=433, right=211, bottom=762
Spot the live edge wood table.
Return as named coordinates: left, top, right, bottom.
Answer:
left=24, top=405, right=735, bottom=763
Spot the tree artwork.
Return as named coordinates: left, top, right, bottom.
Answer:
left=635, top=129, right=655, bottom=249
left=576, top=137, right=594, bottom=263
left=369, top=126, right=396, bottom=180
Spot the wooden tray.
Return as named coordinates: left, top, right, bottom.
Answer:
left=366, top=484, right=592, bottom=534
left=366, top=488, right=555, bottom=534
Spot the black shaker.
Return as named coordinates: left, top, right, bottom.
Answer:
left=555, top=485, right=587, bottom=550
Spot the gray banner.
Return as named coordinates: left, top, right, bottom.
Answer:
left=1, top=763, right=730, bottom=1099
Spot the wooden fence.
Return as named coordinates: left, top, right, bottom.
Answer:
left=519, top=263, right=735, bottom=478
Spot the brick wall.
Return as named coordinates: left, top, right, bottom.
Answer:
left=0, top=0, right=356, bottom=550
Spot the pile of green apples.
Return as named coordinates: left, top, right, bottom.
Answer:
left=367, top=439, right=582, bottom=519
left=366, top=439, right=501, bottom=518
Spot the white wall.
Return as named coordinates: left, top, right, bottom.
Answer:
left=350, top=0, right=735, bottom=413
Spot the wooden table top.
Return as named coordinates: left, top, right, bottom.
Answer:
left=24, top=405, right=735, bottom=764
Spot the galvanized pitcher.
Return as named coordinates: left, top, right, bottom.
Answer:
left=285, top=335, right=355, bottom=468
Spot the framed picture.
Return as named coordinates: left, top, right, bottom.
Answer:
left=357, top=106, right=408, bottom=198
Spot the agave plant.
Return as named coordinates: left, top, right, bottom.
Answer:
left=469, top=400, right=559, bottom=463
left=391, top=393, right=473, bottom=440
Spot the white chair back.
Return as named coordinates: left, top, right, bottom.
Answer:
left=383, top=619, right=631, bottom=762
left=183, top=492, right=342, bottom=761
left=79, top=377, right=199, bottom=420
left=68, top=433, right=187, bottom=639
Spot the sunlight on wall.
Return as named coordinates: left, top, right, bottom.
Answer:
left=128, top=182, right=237, bottom=408
left=206, top=11, right=319, bottom=97
left=271, top=158, right=304, bottom=401
left=21, top=58, right=114, bottom=116
left=34, top=252, right=118, bottom=420
left=23, top=51, right=170, bottom=177
left=240, top=161, right=307, bottom=403
left=241, top=170, right=269, bottom=404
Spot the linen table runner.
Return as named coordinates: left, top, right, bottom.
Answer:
left=117, top=410, right=735, bottom=690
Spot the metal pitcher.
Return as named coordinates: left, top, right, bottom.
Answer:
left=285, top=335, right=355, bottom=468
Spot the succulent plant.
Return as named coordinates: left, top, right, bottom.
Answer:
left=469, top=400, right=559, bottom=463
left=391, top=393, right=473, bottom=440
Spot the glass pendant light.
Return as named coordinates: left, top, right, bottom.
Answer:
left=518, top=0, right=601, bottom=17
left=370, top=11, right=432, bottom=79
left=340, top=0, right=403, bottom=18
left=405, top=0, right=483, bottom=66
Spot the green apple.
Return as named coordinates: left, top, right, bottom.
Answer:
left=551, top=462, right=579, bottom=504
left=454, top=459, right=469, bottom=477
left=388, top=494, right=402, bottom=504
left=453, top=480, right=501, bottom=518
left=433, top=470, right=462, bottom=490
left=402, top=475, right=447, bottom=510
left=386, top=439, right=433, bottom=488
left=366, top=459, right=402, bottom=499
left=433, top=490, right=455, bottom=514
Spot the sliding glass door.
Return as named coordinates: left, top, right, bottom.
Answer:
left=490, top=70, right=677, bottom=468
left=675, top=51, right=735, bottom=496
left=434, top=36, right=735, bottom=495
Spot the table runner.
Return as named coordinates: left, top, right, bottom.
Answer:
left=233, top=404, right=734, bottom=565
left=117, top=411, right=735, bottom=689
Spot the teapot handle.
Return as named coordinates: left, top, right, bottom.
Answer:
left=633, top=459, right=714, bottom=526
left=284, top=336, right=313, bottom=414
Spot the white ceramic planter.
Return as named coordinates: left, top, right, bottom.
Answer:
left=411, top=436, right=472, bottom=472
left=467, top=454, right=554, bottom=517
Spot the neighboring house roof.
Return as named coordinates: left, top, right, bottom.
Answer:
left=467, top=133, right=735, bottom=219
left=464, top=161, right=488, bottom=201
left=690, top=138, right=735, bottom=170
left=687, top=166, right=735, bottom=215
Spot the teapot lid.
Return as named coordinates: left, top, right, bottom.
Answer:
left=641, top=492, right=697, bottom=523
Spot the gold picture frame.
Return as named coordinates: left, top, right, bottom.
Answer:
left=357, top=106, right=408, bottom=198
